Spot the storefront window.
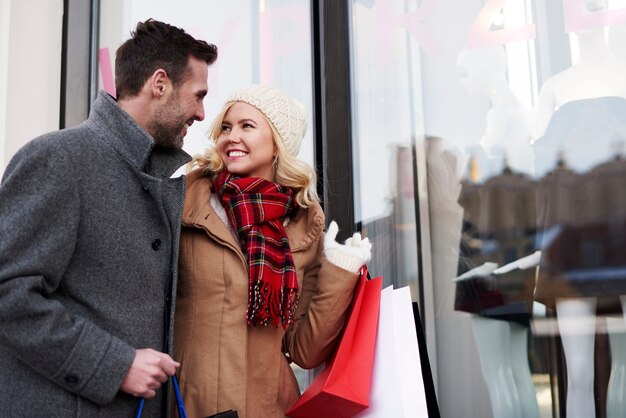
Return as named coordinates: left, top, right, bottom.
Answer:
left=350, top=0, right=626, bottom=417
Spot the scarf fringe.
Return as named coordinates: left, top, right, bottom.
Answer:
left=247, top=280, right=298, bottom=330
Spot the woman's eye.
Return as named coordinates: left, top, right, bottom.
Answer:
left=243, top=123, right=253, bottom=129
left=221, top=125, right=231, bottom=132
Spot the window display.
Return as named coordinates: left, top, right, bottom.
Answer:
left=350, top=0, right=626, bottom=416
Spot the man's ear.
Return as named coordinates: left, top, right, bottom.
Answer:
left=150, top=68, right=169, bottom=98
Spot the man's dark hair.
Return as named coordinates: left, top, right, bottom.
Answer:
left=115, top=19, right=218, bottom=100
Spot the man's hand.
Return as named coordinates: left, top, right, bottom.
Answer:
left=120, top=348, right=180, bottom=398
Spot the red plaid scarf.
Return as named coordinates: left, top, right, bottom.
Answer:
left=213, top=171, right=298, bottom=329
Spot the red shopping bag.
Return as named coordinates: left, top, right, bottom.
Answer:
left=286, top=267, right=382, bottom=418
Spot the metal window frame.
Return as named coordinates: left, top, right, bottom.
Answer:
left=311, top=0, right=355, bottom=241
left=60, top=0, right=99, bottom=129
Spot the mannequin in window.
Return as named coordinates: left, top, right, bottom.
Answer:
left=534, top=2, right=626, bottom=416
left=535, top=122, right=615, bottom=418
left=456, top=45, right=534, bottom=179
left=535, top=0, right=626, bottom=139
left=533, top=140, right=626, bottom=418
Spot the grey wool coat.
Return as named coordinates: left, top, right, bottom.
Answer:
left=0, top=91, right=191, bottom=417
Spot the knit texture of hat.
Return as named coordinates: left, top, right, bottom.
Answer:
left=227, top=85, right=307, bottom=157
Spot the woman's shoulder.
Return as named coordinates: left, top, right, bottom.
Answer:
left=182, top=168, right=214, bottom=225
left=185, top=166, right=211, bottom=183
left=287, top=201, right=325, bottom=252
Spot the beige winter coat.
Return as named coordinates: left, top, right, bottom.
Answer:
left=174, top=170, right=359, bottom=418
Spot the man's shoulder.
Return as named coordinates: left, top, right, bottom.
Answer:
left=5, top=123, right=107, bottom=179
left=24, top=122, right=103, bottom=157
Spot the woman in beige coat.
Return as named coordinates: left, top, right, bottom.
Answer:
left=174, top=85, right=372, bottom=418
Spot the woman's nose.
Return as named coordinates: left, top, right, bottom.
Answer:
left=227, top=129, right=241, bottom=143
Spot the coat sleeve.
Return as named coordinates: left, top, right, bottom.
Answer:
left=0, top=139, right=135, bottom=405
left=283, top=233, right=359, bottom=369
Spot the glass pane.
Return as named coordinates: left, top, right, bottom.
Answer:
left=350, top=0, right=626, bottom=417
left=350, top=0, right=424, bottom=302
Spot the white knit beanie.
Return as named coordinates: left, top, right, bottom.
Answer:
left=226, top=85, right=307, bottom=157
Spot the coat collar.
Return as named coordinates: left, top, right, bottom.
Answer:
left=183, top=169, right=239, bottom=251
left=88, top=91, right=191, bottom=177
left=183, top=169, right=325, bottom=252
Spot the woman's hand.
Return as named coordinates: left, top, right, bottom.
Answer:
left=323, top=221, right=372, bottom=273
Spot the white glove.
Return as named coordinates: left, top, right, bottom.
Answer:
left=323, top=221, right=373, bottom=274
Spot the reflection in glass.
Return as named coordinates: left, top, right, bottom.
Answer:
left=457, top=46, right=534, bottom=178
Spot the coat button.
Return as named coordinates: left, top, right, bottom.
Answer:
left=152, top=239, right=162, bottom=251
left=141, top=185, right=150, bottom=193
left=64, top=375, right=79, bottom=385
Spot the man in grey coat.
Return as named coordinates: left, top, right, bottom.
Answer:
left=0, top=19, right=217, bottom=417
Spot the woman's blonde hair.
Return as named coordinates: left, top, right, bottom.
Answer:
left=191, top=101, right=320, bottom=208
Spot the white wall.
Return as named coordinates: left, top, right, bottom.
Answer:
left=1, top=0, right=63, bottom=177
left=0, top=0, right=11, bottom=172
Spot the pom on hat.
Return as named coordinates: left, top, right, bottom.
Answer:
left=226, top=85, right=307, bottom=157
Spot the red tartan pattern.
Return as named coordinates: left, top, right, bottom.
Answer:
left=213, top=171, right=298, bottom=328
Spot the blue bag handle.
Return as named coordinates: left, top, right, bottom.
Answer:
left=135, top=374, right=186, bottom=418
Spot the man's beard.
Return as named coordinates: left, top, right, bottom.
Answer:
left=147, top=97, right=187, bottom=150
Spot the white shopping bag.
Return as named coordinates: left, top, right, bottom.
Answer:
left=355, top=286, right=429, bottom=417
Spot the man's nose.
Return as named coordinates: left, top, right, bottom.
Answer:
left=195, top=103, right=205, bottom=121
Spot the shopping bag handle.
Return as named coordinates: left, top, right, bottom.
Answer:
left=359, top=265, right=372, bottom=281
left=135, top=374, right=186, bottom=418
